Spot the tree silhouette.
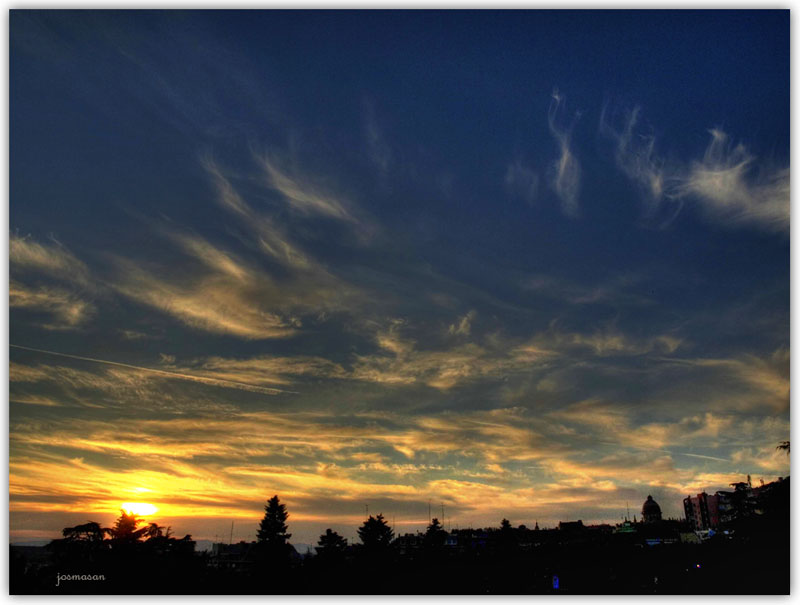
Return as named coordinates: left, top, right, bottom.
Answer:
left=777, top=441, right=790, bottom=454
left=357, top=514, right=394, bottom=549
left=62, top=521, right=107, bottom=542
left=108, top=510, right=150, bottom=543
left=256, top=495, right=292, bottom=566
left=424, top=517, right=447, bottom=549
left=498, top=518, right=518, bottom=554
left=48, top=520, right=110, bottom=564
left=144, top=522, right=170, bottom=539
left=316, top=528, right=348, bottom=557
left=257, top=495, right=292, bottom=546
left=42, top=511, right=198, bottom=593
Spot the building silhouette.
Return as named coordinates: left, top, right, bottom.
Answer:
left=641, top=495, right=662, bottom=524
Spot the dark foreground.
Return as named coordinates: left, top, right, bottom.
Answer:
left=11, top=517, right=788, bottom=595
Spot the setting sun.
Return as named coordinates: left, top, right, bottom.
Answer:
left=121, top=502, right=158, bottom=517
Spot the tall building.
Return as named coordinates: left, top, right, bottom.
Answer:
left=683, top=492, right=721, bottom=530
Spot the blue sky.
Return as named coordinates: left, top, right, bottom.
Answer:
left=10, top=10, right=789, bottom=545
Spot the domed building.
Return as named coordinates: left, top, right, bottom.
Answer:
left=641, top=495, right=662, bottom=524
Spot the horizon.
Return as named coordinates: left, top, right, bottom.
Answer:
left=10, top=481, right=770, bottom=547
left=10, top=10, right=789, bottom=552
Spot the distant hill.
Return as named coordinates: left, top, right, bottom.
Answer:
left=10, top=540, right=51, bottom=547
left=292, top=543, right=314, bottom=556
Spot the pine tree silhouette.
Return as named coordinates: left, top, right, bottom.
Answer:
left=357, top=514, right=394, bottom=550
left=316, top=528, right=348, bottom=558
left=257, top=495, right=292, bottom=546
left=424, top=517, right=447, bottom=549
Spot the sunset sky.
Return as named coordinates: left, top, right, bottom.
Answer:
left=10, top=10, right=789, bottom=546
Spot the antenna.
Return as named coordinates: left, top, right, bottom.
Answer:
left=230, top=521, right=234, bottom=545
left=441, top=502, right=445, bottom=527
left=428, top=500, right=431, bottom=524
left=626, top=502, right=630, bottom=522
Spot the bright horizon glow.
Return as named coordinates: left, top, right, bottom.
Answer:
left=121, top=502, right=158, bottom=517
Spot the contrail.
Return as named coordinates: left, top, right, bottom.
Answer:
left=598, top=443, right=729, bottom=463
left=9, top=344, right=296, bottom=395
left=678, top=452, right=730, bottom=463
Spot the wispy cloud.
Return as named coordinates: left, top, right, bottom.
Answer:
left=175, top=354, right=347, bottom=387
left=10, top=394, right=64, bottom=407
left=112, top=258, right=297, bottom=340
left=350, top=323, right=556, bottom=390
left=522, top=271, right=654, bottom=307
left=259, top=155, right=357, bottom=223
left=170, top=232, right=253, bottom=282
left=110, top=190, right=359, bottom=340
left=118, top=329, right=158, bottom=341
left=528, top=321, right=682, bottom=357
left=677, top=348, right=789, bottom=412
left=598, top=104, right=675, bottom=220
left=601, top=104, right=789, bottom=232
left=547, top=89, right=581, bottom=217
left=10, top=233, right=91, bottom=281
left=9, top=345, right=294, bottom=395
left=330, top=320, right=683, bottom=390
left=201, top=154, right=313, bottom=270
left=9, top=234, right=98, bottom=329
left=731, top=444, right=791, bottom=472
left=9, top=281, right=94, bottom=329
left=363, top=99, right=392, bottom=174
left=448, top=310, right=476, bottom=336
left=553, top=400, right=742, bottom=451
left=679, top=129, right=789, bottom=232
left=71, top=315, right=684, bottom=395
left=352, top=343, right=505, bottom=390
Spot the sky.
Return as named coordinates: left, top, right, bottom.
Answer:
left=9, top=10, right=789, bottom=546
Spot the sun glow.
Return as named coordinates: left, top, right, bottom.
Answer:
left=121, top=502, right=158, bottom=516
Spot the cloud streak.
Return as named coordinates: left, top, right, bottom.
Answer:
left=9, top=281, right=94, bottom=329
left=9, top=345, right=294, bottom=395
left=113, top=259, right=297, bottom=340
left=363, top=99, right=392, bottom=174
left=201, top=155, right=314, bottom=271
left=9, top=234, right=98, bottom=330
left=10, top=234, right=90, bottom=284
left=547, top=89, right=581, bottom=216
left=598, top=104, right=675, bottom=222
left=260, top=156, right=357, bottom=223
